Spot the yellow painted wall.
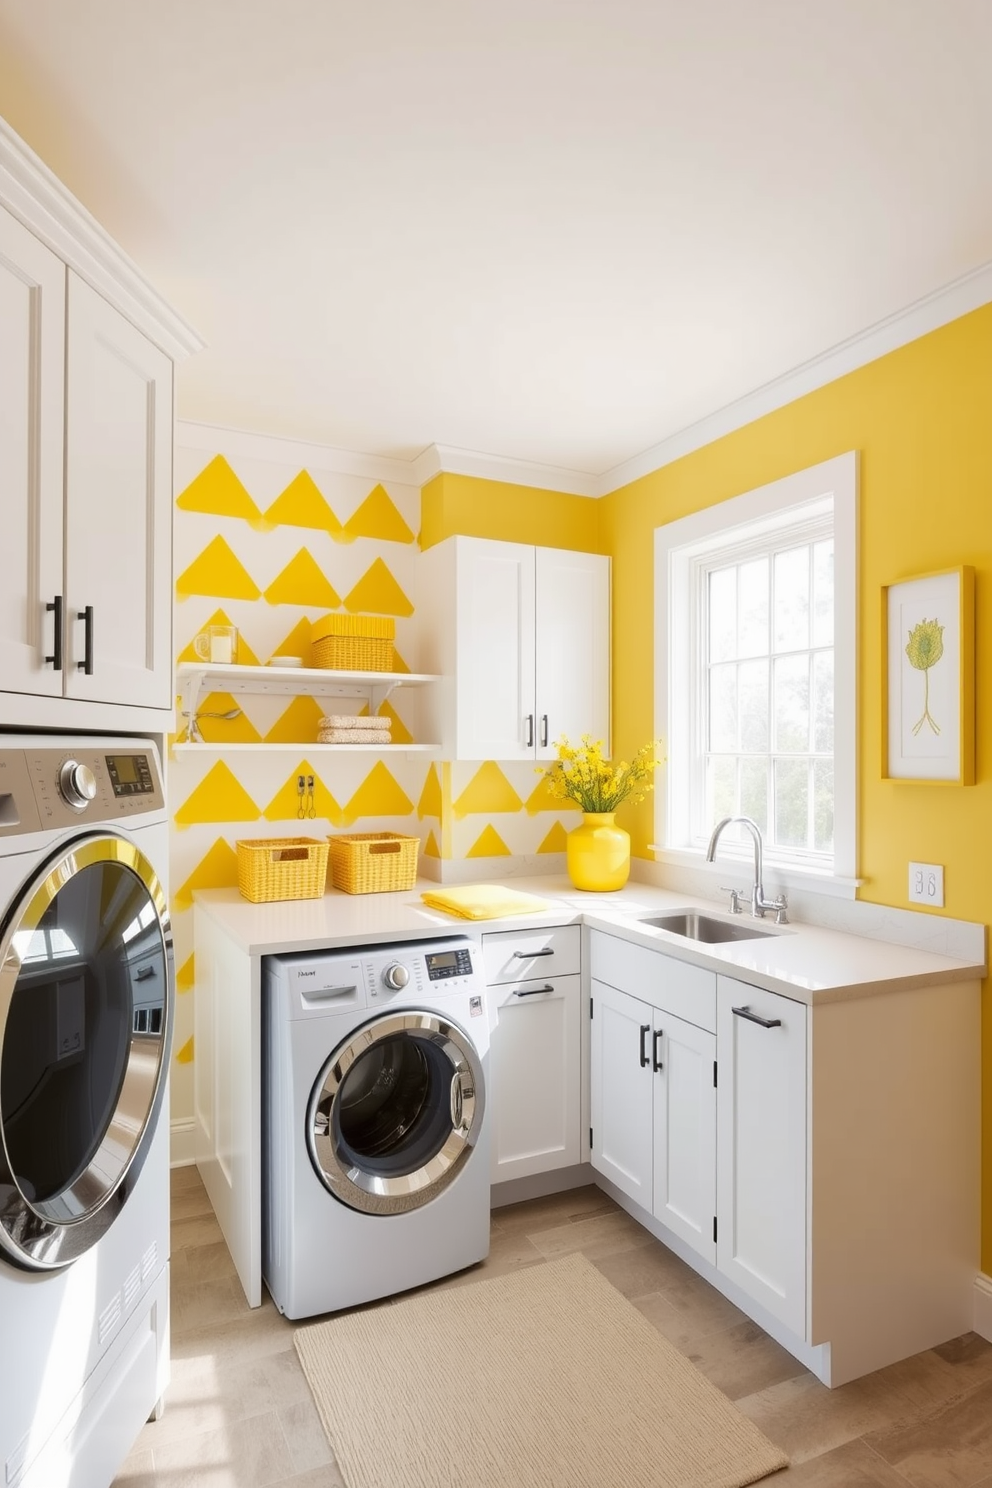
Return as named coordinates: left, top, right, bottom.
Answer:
left=420, top=472, right=605, bottom=553
left=597, top=302, right=992, bottom=1269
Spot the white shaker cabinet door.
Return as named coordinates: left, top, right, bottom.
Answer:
left=590, top=978, right=653, bottom=1208
left=716, top=977, right=808, bottom=1337
left=455, top=538, right=536, bottom=760
left=0, top=207, right=65, bottom=699
left=64, top=272, right=174, bottom=708
left=534, top=546, right=610, bottom=758
left=653, top=1010, right=717, bottom=1266
left=489, top=974, right=581, bottom=1183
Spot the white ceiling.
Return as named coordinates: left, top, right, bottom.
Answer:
left=2, top=0, right=991, bottom=483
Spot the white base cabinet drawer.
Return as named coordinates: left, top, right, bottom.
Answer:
left=483, top=924, right=580, bottom=986
left=489, top=973, right=581, bottom=1184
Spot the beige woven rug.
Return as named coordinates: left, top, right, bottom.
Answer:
left=294, top=1253, right=788, bottom=1488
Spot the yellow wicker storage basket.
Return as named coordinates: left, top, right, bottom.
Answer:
left=237, top=837, right=330, bottom=903
left=328, top=832, right=419, bottom=894
left=310, top=614, right=395, bottom=673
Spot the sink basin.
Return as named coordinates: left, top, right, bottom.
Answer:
left=638, top=910, right=777, bottom=944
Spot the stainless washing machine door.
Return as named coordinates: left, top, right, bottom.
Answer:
left=0, top=832, right=173, bottom=1270
left=308, top=1010, right=485, bottom=1215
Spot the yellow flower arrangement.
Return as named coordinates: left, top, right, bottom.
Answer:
left=541, top=735, right=663, bottom=813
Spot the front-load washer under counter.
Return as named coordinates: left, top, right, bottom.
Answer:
left=0, top=735, right=172, bottom=1488
left=263, top=937, right=490, bottom=1319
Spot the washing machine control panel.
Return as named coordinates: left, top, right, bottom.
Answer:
left=425, top=946, right=474, bottom=981
left=0, top=738, right=164, bottom=838
left=366, top=939, right=482, bottom=1001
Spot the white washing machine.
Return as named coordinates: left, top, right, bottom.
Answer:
left=0, top=735, right=173, bottom=1488
left=263, top=937, right=491, bottom=1319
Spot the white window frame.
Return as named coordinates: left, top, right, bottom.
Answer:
left=654, top=451, right=858, bottom=895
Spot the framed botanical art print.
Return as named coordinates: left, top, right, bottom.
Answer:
left=881, top=565, right=975, bottom=784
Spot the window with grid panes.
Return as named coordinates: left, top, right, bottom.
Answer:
left=694, top=515, right=834, bottom=866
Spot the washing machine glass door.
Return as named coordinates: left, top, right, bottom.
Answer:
left=0, top=832, right=173, bottom=1270
left=308, top=1010, right=484, bottom=1215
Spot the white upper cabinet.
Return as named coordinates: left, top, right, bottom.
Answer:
left=534, top=545, right=611, bottom=756
left=0, top=207, right=65, bottom=697
left=420, top=535, right=610, bottom=760
left=64, top=274, right=174, bottom=708
left=0, top=117, right=201, bottom=727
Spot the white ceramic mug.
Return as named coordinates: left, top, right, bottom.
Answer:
left=194, top=625, right=239, bottom=664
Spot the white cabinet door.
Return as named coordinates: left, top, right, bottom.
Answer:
left=535, top=546, right=610, bottom=757
left=653, top=1010, right=717, bottom=1265
left=0, top=207, right=65, bottom=699
left=590, top=978, right=653, bottom=1207
left=455, top=538, right=535, bottom=760
left=64, top=273, right=174, bottom=709
left=716, top=976, right=808, bottom=1336
left=489, top=974, right=580, bottom=1183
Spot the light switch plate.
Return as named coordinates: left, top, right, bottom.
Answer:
left=908, top=862, right=944, bottom=907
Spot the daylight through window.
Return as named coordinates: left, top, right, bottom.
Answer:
left=698, top=521, right=834, bottom=865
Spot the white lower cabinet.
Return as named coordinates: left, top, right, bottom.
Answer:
left=484, top=926, right=581, bottom=1185
left=590, top=975, right=716, bottom=1265
left=589, top=980, right=654, bottom=1208
left=654, top=1010, right=717, bottom=1265
left=588, top=928, right=981, bottom=1386
left=716, top=976, right=807, bottom=1337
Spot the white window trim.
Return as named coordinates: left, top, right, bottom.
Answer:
left=653, top=451, right=859, bottom=895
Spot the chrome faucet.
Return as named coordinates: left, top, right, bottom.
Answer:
left=705, top=816, right=789, bottom=923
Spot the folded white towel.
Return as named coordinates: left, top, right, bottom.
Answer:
left=319, top=714, right=389, bottom=730
left=319, top=728, right=393, bottom=744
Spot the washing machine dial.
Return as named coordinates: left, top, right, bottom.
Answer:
left=382, top=961, right=410, bottom=991
left=58, top=760, right=97, bottom=810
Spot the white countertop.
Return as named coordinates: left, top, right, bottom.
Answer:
left=192, top=875, right=986, bottom=1005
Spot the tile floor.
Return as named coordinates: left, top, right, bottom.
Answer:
left=112, top=1166, right=992, bottom=1487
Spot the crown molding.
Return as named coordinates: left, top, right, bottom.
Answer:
left=415, top=443, right=600, bottom=497
left=601, top=256, right=992, bottom=494
left=0, top=116, right=204, bottom=362
left=179, top=255, right=992, bottom=496
left=175, top=420, right=423, bottom=486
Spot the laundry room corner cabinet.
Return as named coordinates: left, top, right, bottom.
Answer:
left=418, top=536, right=610, bottom=760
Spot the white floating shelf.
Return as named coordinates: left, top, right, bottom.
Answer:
left=171, top=742, right=440, bottom=755
left=176, top=662, right=438, bottom=699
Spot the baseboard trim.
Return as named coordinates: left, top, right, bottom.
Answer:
left=974, top=1274, right=992, bottom=1342
left=491, top=1163, right=594, bottom=1209
left=170, top=1118, right=197, bottom=1168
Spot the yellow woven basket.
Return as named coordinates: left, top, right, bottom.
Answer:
left=328, top=832, right=420, bottom=894
left=237, top=837, right=330, bottom=903
left=311, top=614, right=395, bottom=673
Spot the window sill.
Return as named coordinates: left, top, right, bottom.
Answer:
left=646, top=846, right=864, bottom=901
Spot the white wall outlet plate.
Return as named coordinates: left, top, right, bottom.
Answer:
left=908, top=862, right=944, bottom=907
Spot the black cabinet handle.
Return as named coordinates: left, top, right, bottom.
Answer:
left=524, top=714, right=534, bottom=748
left=514, top=947, right=553, bottom=958
left=45, top=595, right=63, bottom=671
left=652, top=1027, right=664, bottom=1072
left=540, top=713, right=549, bottom=748
left=77, top=606, right=94, bottom=674
left=638, top=1023, right=650, bottom=1068
left=512, top=984, right=555, bottom=997
left=732, top=1004, right=782, bottom=1029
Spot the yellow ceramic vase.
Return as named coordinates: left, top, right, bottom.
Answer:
left=566, top=812, right=631, bottom=892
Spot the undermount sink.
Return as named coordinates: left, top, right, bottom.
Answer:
left=638, top=910, right=777, bottom=944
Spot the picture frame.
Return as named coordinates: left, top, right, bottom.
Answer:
left=881, top=565, right=975, bottom=785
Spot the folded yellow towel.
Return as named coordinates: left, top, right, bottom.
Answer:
left=420, top=884, right=556, bottom=920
